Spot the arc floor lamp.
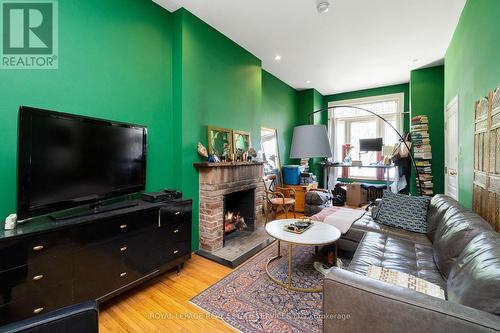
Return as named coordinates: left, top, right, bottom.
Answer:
left=290, top=106, right=423, bottom=196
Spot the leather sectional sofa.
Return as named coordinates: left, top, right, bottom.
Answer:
left=324, top=194, right=500, bottom=332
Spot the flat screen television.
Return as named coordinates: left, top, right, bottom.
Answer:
left=17, top=106, right=147, bottom=220
left=359, top=138, right=383, bottom=152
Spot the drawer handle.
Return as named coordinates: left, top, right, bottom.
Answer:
left=120, top=272, right=127, bottom=277
left=173, top=250, right=179, bottom=254
left=33, top=275, right=44, bottom=281
left=120, top=246, right=128, bottom=252
left=173, top=229, right=179, bottom=233
left=33, top=245, right=44, bottom=251
left=174, top=211, right=181, bottom=215
left=33, top=307, right=44, bottom=314
left=120, top=224, right=127, bottom=229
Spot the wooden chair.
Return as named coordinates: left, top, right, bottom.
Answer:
left=263, top=175, right=296, bottom=224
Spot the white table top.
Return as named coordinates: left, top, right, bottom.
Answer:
left=265, top=219, right=341, bottom=246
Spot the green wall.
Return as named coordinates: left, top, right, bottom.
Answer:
left=0, top=0, right=175, bottom=223
left=174, top=9, right=261, bottom=251
left=261, top=70, right=298, bottom=165
left=0, top=5, right=300, bottom=247
left=410, top=66, right=445, bottom=195
left=173, top=10, right=298, bottom=250
left=445, top=0, right=500, bottom=208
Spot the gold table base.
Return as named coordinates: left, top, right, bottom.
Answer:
left=265, top=240, right=337, bottom=293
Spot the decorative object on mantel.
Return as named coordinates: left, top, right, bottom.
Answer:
left=197, top=142, right=208, bottom=158
left=193, top=161, right=264, bottom=168
left=207, top=126, right=233, bottom=159
left=248, top=147, right=257, bottom=159
left=207, top=154, right=220, bottom=163
left=233, top=130, right=251, bottom=161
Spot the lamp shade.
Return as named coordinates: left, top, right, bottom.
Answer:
left=290, top=125, right=332, bottom=159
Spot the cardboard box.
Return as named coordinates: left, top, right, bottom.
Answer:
left=346, top=183, right=367, bottom=207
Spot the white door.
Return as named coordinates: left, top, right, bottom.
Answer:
left=445, top=96, right=459, bottom=200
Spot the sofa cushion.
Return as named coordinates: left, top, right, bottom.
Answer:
left=348, top=232, right=446, bottom=289
left=426, top=194, right=467, bottom=242
left=447, top=232, right=500, bottom=315
left=353, top=213, right=432, bottom=245
left=377, top=191, right=430, bottom=233
left=433, top=207, right=492, bottom=278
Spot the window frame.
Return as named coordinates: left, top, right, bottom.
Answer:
left=328, top=93, right=404, bottom=180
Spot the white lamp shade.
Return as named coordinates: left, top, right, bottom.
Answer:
left=290, top=125, right=332, bottom=159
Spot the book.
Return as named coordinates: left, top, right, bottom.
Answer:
left=415, top=153, right=432, bottom=159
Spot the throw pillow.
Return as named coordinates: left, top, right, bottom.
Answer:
left=366, top=265, right=445, bottom=299
left=377, top=190, right=430, bottom=233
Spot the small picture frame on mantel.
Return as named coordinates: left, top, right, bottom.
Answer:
left=207, top=126, right=233, bottom=159
left=232, top=130, right=251, bottom=158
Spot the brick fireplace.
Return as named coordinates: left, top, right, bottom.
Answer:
left=195, top=162, right=265, bottom=252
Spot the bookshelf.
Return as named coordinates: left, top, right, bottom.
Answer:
left=411, top=115, right=433, bottom=196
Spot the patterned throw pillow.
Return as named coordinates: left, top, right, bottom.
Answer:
left=366, top=265, right=445, bottom=299
left=377, top=191, right=430, bottom=233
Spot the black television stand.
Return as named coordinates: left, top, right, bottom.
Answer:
left=50, top=201, right=139, bottom=221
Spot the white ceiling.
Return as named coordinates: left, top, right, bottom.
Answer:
left=153, top=0, right=466, bottom=95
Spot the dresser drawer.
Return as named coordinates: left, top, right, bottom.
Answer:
left=72, top=208, right=159, bottom=245
left=0, top=257, right=72, bottom=305
left=170, top=240, right=191, bottom=258
left=159, top=200, right=192, bottom=227
left=0, top=285, right=72, bottom=326
left=146, top=222, right=190, bottom=248
left=0, top=231, right=71, bottom=271
left=73, top=259, right=142, bottom=302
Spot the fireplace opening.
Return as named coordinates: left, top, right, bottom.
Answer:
left=223, top=188, right=255, bottom=242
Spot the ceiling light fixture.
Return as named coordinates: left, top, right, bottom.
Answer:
left=316, top=0, right=330, bottom=13
left=306, top=80, right=311, bottom=84
left=274, top=55, right=282, bottom=61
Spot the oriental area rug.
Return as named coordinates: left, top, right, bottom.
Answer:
left=191, top=241, right=331, bottom=333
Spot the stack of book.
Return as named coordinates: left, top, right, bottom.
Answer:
left=411, top=115, right=433, bottom=196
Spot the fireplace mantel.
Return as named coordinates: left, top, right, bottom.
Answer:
left=193, top=161, right=264, bottom=169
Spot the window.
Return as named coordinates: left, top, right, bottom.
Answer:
left=328, top=93, right=404, bottom=179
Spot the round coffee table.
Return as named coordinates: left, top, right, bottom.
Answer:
left=265, top=219, right=341, bottom=292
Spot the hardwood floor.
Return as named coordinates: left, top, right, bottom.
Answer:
left=99, top=209, right=362, bottom=332
left=99, top=255, right=236, bottom=333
